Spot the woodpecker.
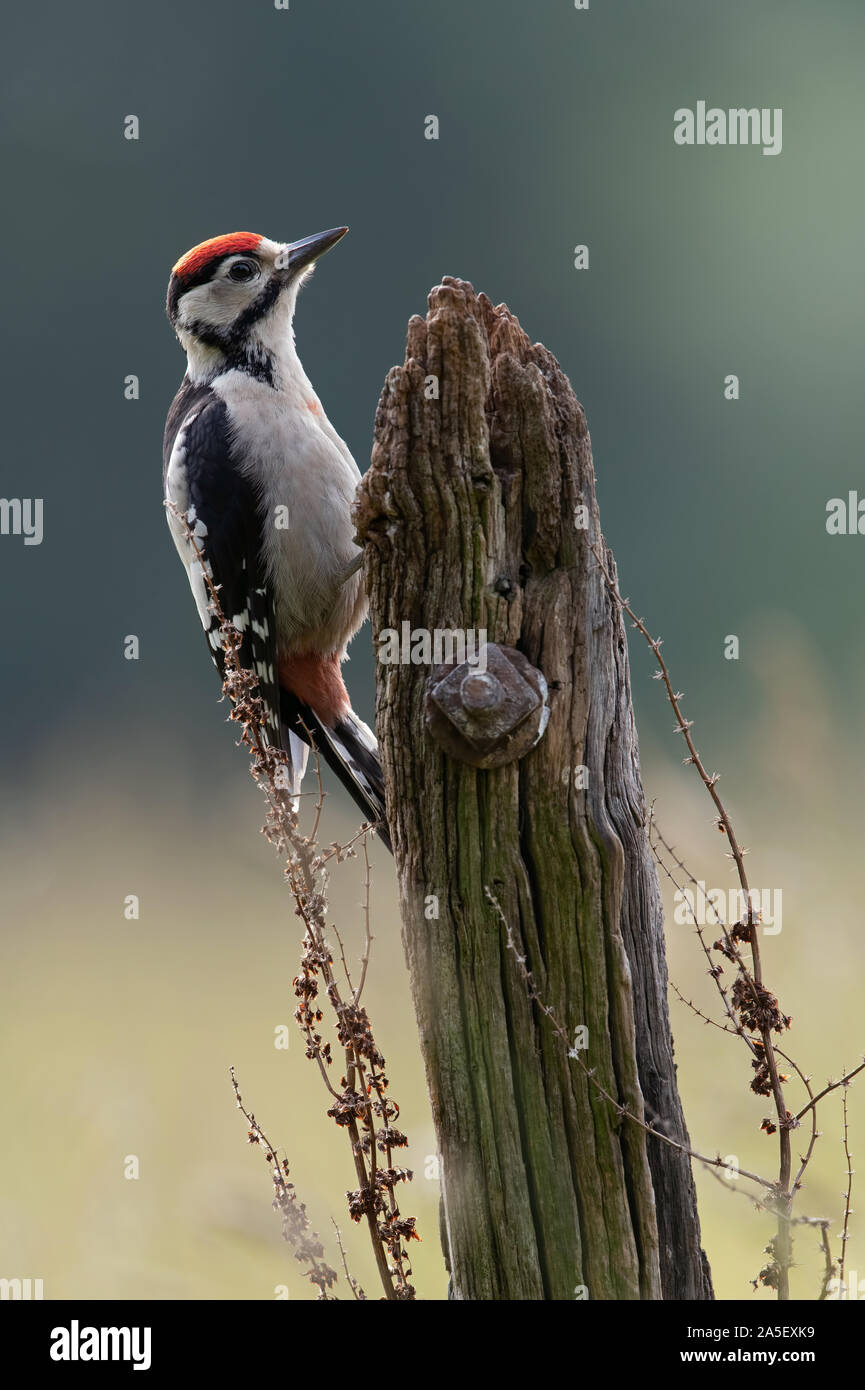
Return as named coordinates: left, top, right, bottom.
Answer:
left=163, top=227, right=390, bottom=850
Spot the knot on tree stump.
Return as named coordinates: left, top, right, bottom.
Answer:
left=425, top=642, right=549, bottom=768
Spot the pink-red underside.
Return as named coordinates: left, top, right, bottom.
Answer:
left=279, top=652, right=350, bottom=728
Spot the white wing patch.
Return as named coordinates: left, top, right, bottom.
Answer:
left=288, top=730, right=310, bottom=806
left=165, top=422, right=218, bottom=639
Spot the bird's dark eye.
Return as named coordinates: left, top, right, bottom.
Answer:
left=227, top=260, right=258, bottom=283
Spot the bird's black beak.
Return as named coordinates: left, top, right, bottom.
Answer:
left=283, top=226, right=348, bottom=275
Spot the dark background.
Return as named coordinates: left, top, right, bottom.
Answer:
left=1, top=0, right=863, bottom=1300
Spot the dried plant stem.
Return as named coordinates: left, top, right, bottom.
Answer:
left=230, top=1067, right=338, bottom=1298
left=818, top=1223, right=836, bottom=1301
left=794, top=1061, right=865, bottom=1124
left=278, top=773, right=417, bottom=1301
left=787, top=1055, right=821, bottom=1200
left=839, top=1085, right=854, bottom=1295
left=353, top=834, right=373, bottom=1006
left=332, top=1219, right=366, bottom=1300
left=650, top=816, right=759, bottom=1058
left=702, top=1161, right=832, bottom=1234
left=168, top=503, right=417, bottom=1302
left=486, top=887, right=777, bottom=1194
left=652, top=820, right=828, bottom=1208
left=590, top=542, right=794, bottom=1297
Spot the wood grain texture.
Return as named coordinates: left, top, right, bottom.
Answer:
left=353, top=279, right=712, bottom=1300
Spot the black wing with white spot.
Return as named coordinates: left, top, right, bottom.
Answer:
left=163, top=381, right=284, bottom=751
left=163, top=378, right=385, bottom=842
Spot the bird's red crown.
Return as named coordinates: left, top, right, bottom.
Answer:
left=172, top=232, right=263, bottom=282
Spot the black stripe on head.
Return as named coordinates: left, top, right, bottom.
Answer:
left=223, top=273, right=285, bottom=345
left=166, top=272, right=185, bottom=326
left=181, top=272, right=284, bottom=348
left=176, top=272, right=286, bottom=387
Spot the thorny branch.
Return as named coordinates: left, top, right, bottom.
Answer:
left=589, top=541, right=798, bottom=1296
left=794, top=1062, right=865, bottom=1124
left=332, top=1218, right=367, bottom=1301
left=650, top=817, right=760, bottom=1061
left=838, top=1085, right=855, bottom=1297
left=486, top=887, right=777, bottom=1195
left=654, top=820, right=864, bottom=1228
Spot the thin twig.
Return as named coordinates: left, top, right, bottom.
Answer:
left=590, top=541, right=793, bottom=1296
left=818, top=1223, right=836, bottom=1301
left=230, top=1067, right=338, bottom=1298
left=795, top=1061, right=865, bottom=1124
left=651, top=814, right=759, bottom=1059
left=487, top=887, right=777, bottom=1194
left=838, top=1084, right=855, bottom=1296
left=354, top=833, right=374, bottom=1007
left=331, top=1218, right=366, bottom=1301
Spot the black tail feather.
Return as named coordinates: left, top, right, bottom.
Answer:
left=280, top=690, right=392, bottom=853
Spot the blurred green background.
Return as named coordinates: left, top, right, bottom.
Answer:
left=1, top=0, right=863, bottom=1299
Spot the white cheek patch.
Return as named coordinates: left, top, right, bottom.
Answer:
left=178, top=273, right=274, bottom=332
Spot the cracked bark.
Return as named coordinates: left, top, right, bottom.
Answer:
left=353, top=278, right=713, bottom=1301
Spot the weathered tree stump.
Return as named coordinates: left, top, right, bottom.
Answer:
left=353, top=279, right=712, bottom=1301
